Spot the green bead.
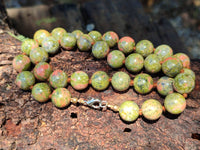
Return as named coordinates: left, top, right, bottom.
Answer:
left=88, top=30, right=102, bottom=42
left=157, top=76, right=174, bottom=96
left=173, top=73, right=195, bottom=94
left=118, top=36, right=135, bottom=54
left=119, top=101, right=139, bottom=122
left=77, top=34, right=92, bottom=51
left=162, top=56, right=183, bottom=77
left=70, top=71, right=89, bottom=90
left=144, top=54, right=161, bottom=73
left=133, top=73, right=153, bottom=94
left=12, top=54, right=31, bottom=72
left=182, top=68, right=195, bottom=80
left=33, top=62, right=52, bottom=81
left=49, top=70, right=68, bottom=88
left=72, top=30, right=84, bottom=39
left=31, top=83, right=51, bottom=102
left=111, top=72, right=130, bottom=91
left=51, top=27, right=67, bottom=42
left=136, top=40, right=154, bottom=57
left=92, top=41, right=110, bottom=59
left=164, top=93, right=186, bottom=114
left=91, top=71, right=110, bottom=90
left=60, top=33, right=76, bottom=50
left=15, top=71, right=35, bottom=90
left=102, top=31, right=119, bottom=47
left=154, top=44, right=173, bottom=61
left=30, top=47, right=48, bottom=64
left=125, top=53, right=144, bottom=73
left=33, top=29, right=50, bottom=45
left=51, top=88, right=71, bottom=108
left=107, top=50, right=125, bottom=68
left=21, top=39, right=39, bottom=55
left=42, top=36, right=59, bottom=54
left=174, top=53, right=190, bottom=69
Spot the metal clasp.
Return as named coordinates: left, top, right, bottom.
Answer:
left=85, top=98, right=108, bottom=110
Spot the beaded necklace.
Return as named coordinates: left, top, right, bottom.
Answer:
left=12, top=27, right=195, bottom=123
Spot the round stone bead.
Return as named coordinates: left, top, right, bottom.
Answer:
left=135, top=40, right=154, bottom=57
left=51, top=27, right=67, bottom=42
left=102, top=31, right=119, bottom=47
left=161, top=56, right=183, bottom=77
left=30, top=47, right=48, bottom=64
left=12, top=54, right=31, bottom=72
left=119, top=101, right=139, bottom=122
left=33, top=62, right=52, bottom=81
left=77, top=34, right=92, bottom=51
left=111, top=72, right=130, bottom=91
left=182, top=68, right=195, bottom=80
left=154, top=44, right=173, bottom=61
left=31, top=83, right=51, bottom=102
left=42, top=36, right=59, bottom=54
left=91, top=71, right=110, bottom=90
left=21, top=39, right=39, bottom=55
left=92, top=41, right=110, bottom=59
left=33, top=29, right=50, bottom=45
left=51, top=88, right=71, bottom=108
left=164, top=93, right=186, bottom=114
left=133, top=73, right=153, bottom=94
left=174, top=53, right=190, bottom=68
left=141, top=99, right=163, bottom=120
left=88, top=30, right=102, bottom=42
left=49, top=70, right=68, bottom=88
left=70, top=71, right=89, bottom=90
left=60, top=33, right=76, bottom=50
left=157, top=76, right=174, bottom=96
left=107, top=50, right=125, bottom=68
left=118, top=36, right=135, bottom=54
left=15, top=71, right=35, bottom=90
left=144, top=54, right=161, bottom=73
left=173, top=73, right=195, bottom=94
left=125, top=53, right=144, bottom=73
left=72, top=30, right=84, bottom=39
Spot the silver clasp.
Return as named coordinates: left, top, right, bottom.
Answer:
left=85, top=98, right=108, bottom=110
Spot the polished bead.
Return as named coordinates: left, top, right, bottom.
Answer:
left=21, top=39, right=39, bottom=55
left=60, top=33, right=76, bottom=50
left=157, top=76, right=174, bottom=96
left=102, top=31, right=119, bottom=47
left=12, top=54, right=31, bottom=72
left=31, top=83, right=51, bottom=102
left=15, top=71, right=35, bottom=90
left=30, top=47, right=48, bottom=64
left=154, top=44, right=173, bottom=61
left=49, top=70, right=68, bottom=88
left=141, top=99, right=163, bottom=120
left=135, top=40, right=154, bottom=57
left=72, top=30, right=84, bottom=39
left=77, top=34, right=92, bottom=51
left=125, top=53, right=144, bottom=73
left=91, top=71, right=110, bottom=90
left=174, top=53, right=190, bottom=68
left=92, top=41, right=110, bottom=59
left=119, top=101, right=139, bottom=122
left=164, top=93, right=186, bottom=114
left=70, top=71, right=89, bottom=90
left=51, top=88, right=71, bottom=108
left=51, top=27, right=67, bottom=42
left=111, top=72, right=130, bottom=91
left=42, top=36, right=59, bottom=54
left=33, top=29, right=50, bottom=45
left=107, top=50, right=125, bottom=68
left=88, top=30, right=102, bottom=42
left=144, top=54, right=161, bottom=73
left=133, top=73, right=153, bottom=94
left=118, top=36, right=135, bottom=54
left=33, top=62, right=52, bottom=81
left=182, top=68, right=195, bottom=80
left=71, top=97, right=78, bottom=104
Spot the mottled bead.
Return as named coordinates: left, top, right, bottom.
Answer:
left=154, top=44, right=173, bottom=61
left=111, top=72, right=130, bottom=91
left=60, top=33, right=76, bottom=50
left=21, top=39, right=39, bottom=55
left=77, top=34, right=92, bottom=51
left=92, top=41, right=110, bottom=59
left=125, top=53, right=144, bottom=73
left=118, top=36, right=135, bottom=54
left=51, top=27, right=67, bottom=42
left=12, top=54, right=31, bottom=72
left=107, top=50, right=125, bottom=68
left=49, top=70, right=68, bottom=88
left=174, top=53, right=190, bottom=68
left=88, top=30, right=102, bottom=42
left=91, top=71, right=110, bottom=90
left=173, top=73, right=195, bottom=94
left=119, top=101, right=139, bottom=122
left=15, top=71, right=35, bottom=90
left=33, top=62, right=52, bottom=81
left=181, top=68, right=195, bottom=80
left=29, top=47, right=48, bottom=64
left=72, top=30, right=84, bottom=39
left=70, top=71, right=89, bottom=90
left=135, top=40, right=154, bottom=57
left=51, top=88, right=71, bottom=108
left=157, top=76, right=174, bottom=96
left=161, top=56, right=183, bottom=77
left=33, top=29, right=50, bottom=45
left=141, top=99, right=163, bottom=120
left=31, top=83, right=51, bottom=102
left=133, top=73, right=153, bottom=94
left=144, top=54, right=161, bottom=73
left=102, top=31, right=119, bottom=47
left=164, top=93, right=186, bottom=114
left=42, top=36, right=59, bottom=54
